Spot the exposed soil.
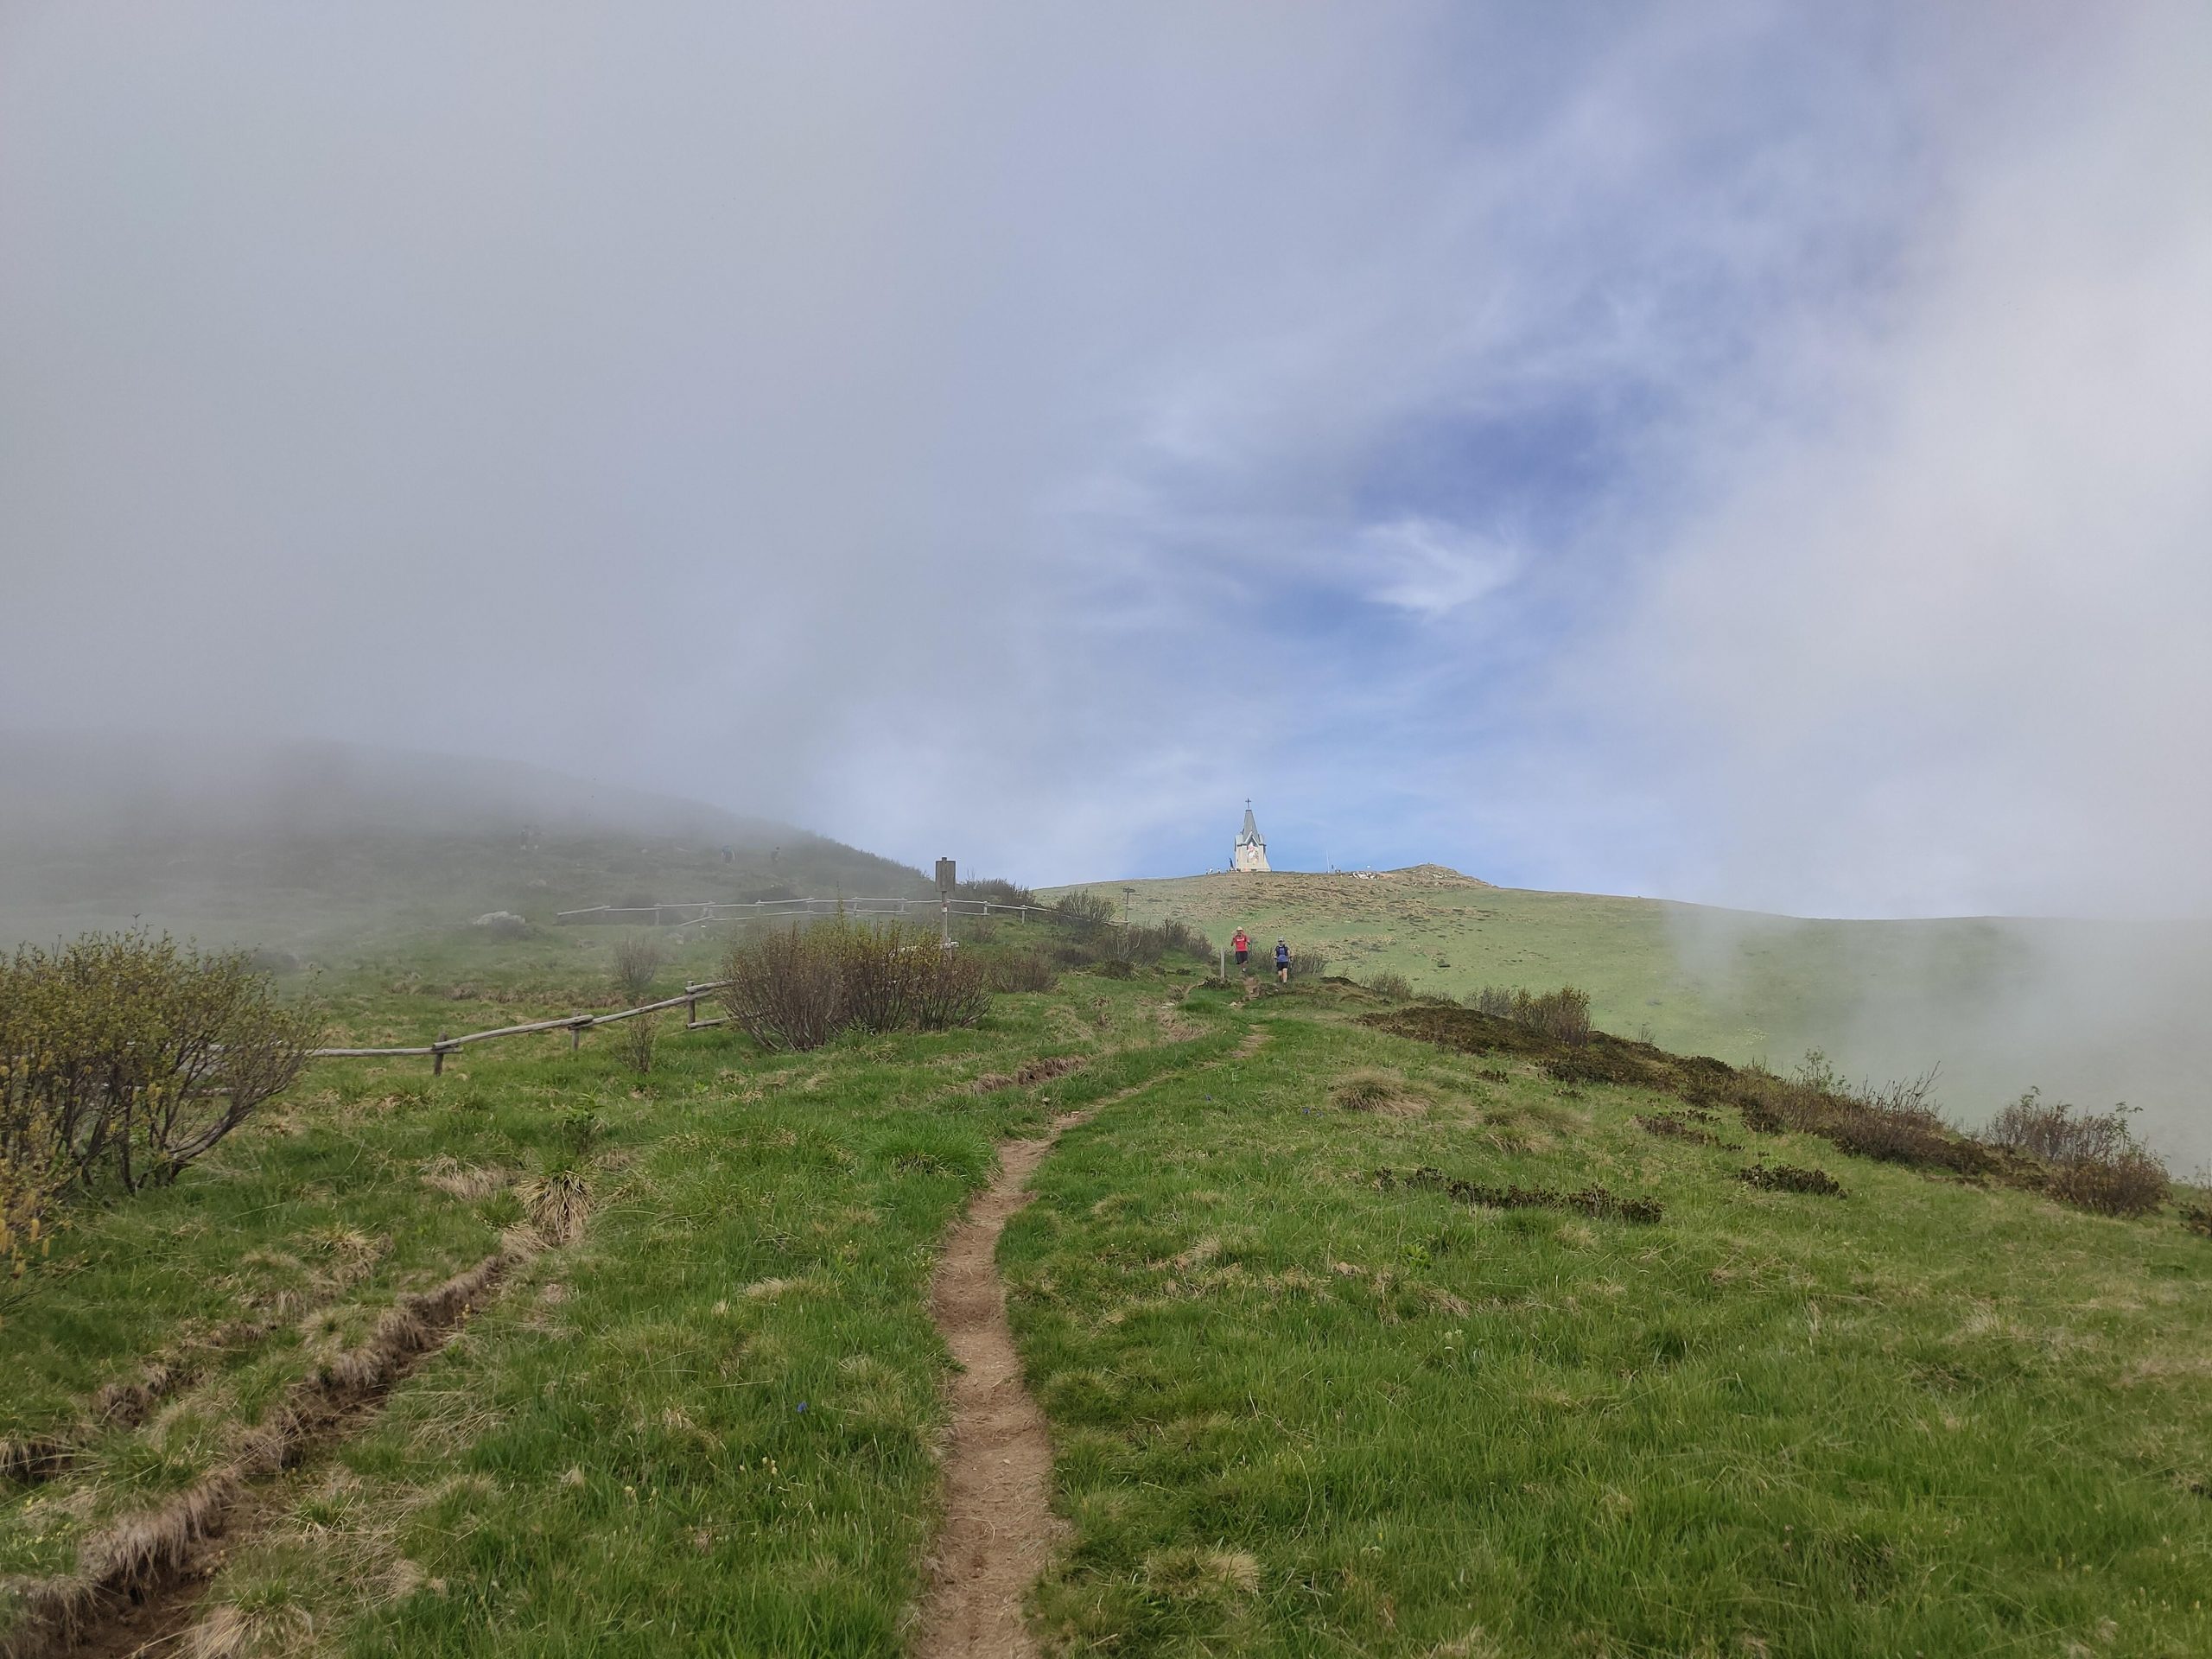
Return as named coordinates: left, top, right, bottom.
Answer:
left=913, top=1122, right=1076, bottom=1659
left=3, top=1254, right=512, bottom=1659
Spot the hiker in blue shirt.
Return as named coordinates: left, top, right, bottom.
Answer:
left=1274, top=938, right=1291, bottom=984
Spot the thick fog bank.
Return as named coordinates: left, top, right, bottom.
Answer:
left=1669, top=906, right=2212, bottom=1173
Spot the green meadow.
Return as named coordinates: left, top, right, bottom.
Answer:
left=4, top=930, right=2209, bottom=1656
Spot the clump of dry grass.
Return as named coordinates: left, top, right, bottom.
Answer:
left=520, top=1172, right=590, bottom=1246
left=420, top=1159, right=512, bottom=1201
left=1331, top=1070, right=1433, bottom=1117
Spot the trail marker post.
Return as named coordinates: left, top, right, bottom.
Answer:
left=936, top=858, right=957, bottom=948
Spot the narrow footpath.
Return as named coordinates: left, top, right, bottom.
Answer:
left=912, top=1113, right=1080, bottom=1659
left=914, top=1025, right=1267, bottom=1658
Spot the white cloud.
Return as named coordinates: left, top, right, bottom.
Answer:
left=1359, top=519, right=1521, bottom=618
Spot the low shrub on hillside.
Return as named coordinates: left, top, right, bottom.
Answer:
left=616, top=1011, right=658, bottom=1074
left=1365, top=970, right=1415, bottom=1000
left=0, top=933, right=322, bottom=1212
left=1984, top=1090, right=2169, bottom=1217
left=2048, top=1151, right=2169, bottom=1218
left=979, top=949, right=1058, bottom=994
left=1052, top=891, right=1117, bottom=938
left=1984, top=1089, right=2141, bottom=1165
left=957, top=875, right=1037, bottom=909
left=1470, top=985, right=1592, bottom=1044
left=719, top=922, right=988, bottom=1052
left=1287, top=945, right=1330, bottom=980
left=1728, top=1053, right=1994, bottom=1175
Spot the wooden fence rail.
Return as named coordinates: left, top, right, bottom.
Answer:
left=322, top=891, right=1065, bottom=1070
left=554, top=896, right=1054, bottom=928
left=314, top=980, right=734, bottom=1071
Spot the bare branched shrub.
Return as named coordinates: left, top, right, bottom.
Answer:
left=610, top=936, right=664, bottom=1006
left=1985, top=1089, right=2134, bottom=1164
left=0, top=931, right=322, bottom=1201
left=1365, top=969, right=1415, bottom=1000
left=720, top=925, right=849, bottom=1052
left=2048, top=1150, right=2169, bottom=1218
left=616, top=1013, right=658, bottom=1074
left=719, top=922, right=986, bottom=1051
left=957, top=876, right=1037, bottom=909
left=1469, top=986, right=1592, bottom=1044
left=912, top=945, right=989, bottom=1030
left=1051, top=891, right=1117, bottom=938
left=1287, top=945, right=1330, bottom=981
left=982, top=950, right=1058, bottom=994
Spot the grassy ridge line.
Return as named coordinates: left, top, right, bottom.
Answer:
left=1003, top=983, right=2212, bottom=1657
left=2, top=969, right=1230, bottom=1654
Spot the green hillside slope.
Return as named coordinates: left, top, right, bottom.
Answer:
left=1047, top=869, right=2212, bottom=1166
left=0, top=734, right=930, bottom=952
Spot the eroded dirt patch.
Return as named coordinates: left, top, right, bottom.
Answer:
left=970, top=1056, right=1087, bottom=1096
left=2, top=1253, right=513, bottom=1659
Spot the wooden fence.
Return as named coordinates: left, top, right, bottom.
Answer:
left=318, top=892, right=1067, bottom=1069
left=554, top=896, right=1056, bottom=928
left=315, top=981, right=733, bottom=1071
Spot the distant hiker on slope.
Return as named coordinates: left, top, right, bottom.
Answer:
left=1275, top=938, right=1291, bottom=984
left=1232, top=928, right=1251, bottom=969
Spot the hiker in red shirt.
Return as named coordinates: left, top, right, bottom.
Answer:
left=1232, top=929, right=1250, bottom=969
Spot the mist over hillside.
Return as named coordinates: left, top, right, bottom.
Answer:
left=0, top=732, right=930, bottom=950
left=1069, top=868, right=2212, bottom=1170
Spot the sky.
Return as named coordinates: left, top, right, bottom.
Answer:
left=3, top=2, right=2209, bottom=918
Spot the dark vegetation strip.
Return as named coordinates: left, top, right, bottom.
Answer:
left=1373, top=1164, right=1663, bottom=1224
left=1361, top=1003, right=2179, bottom=1220
left=1738, top=1163, right=1847, bottom=1197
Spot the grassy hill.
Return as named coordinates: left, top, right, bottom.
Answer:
left=1046, top=868, right=2212, bottom=1168
left=3, top=960, right=2207, bottom=1656
left=0, top=733, right=931, bottom=956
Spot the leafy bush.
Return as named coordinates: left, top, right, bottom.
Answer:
left=610, top=936, right=664, bottom=1005
left=0, top=932, right=322, bottom=1203
left=719, top=923, right=987, bottom=1052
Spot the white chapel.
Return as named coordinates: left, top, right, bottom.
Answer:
left=1232, top=802, right=1271, bottom=873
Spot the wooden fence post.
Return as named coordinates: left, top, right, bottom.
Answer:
left=433, top=1032, right=448, bottom=1076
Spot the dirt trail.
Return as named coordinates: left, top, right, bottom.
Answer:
left=915, top=1027, right=1267, bottom=1658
